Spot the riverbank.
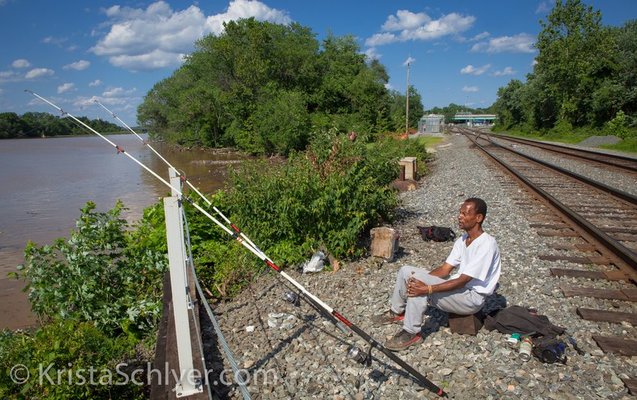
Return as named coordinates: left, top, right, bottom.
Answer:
left=206, top=132, right=635, bottom=399
left=0, top=134, right=245, bottom=331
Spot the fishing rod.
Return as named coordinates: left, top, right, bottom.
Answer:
left=27, top=90, right=447, bottom=397
left=92, top=99, right=272, bottom=264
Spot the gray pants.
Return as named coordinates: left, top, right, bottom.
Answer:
left=390, top=265, right=485, bottom=334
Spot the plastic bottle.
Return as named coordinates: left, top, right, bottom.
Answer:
left=507, top=333, right=521, bottom=347
left=519, top=337, right=533, bottom=362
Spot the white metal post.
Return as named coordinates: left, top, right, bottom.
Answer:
left=164, top=168, right=203, bottom=397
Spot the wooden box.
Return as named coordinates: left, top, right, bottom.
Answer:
left=448, top=312, right=483, bottom=335
left=398, top=157, right=417, bottom=181
left=370, top=227, right=399, bottom=260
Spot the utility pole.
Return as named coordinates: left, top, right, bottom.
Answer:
left=405, top=60, right=410, bottom=135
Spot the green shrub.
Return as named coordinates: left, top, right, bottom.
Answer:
left=0, top=320, right=144, bottom=400
left=16, top=201, right=167, bottom=337
left=187, top=129, right=429, bottom=296
left=603, top=110, right=632, bottom=139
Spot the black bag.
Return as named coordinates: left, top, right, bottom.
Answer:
left=417, top=226, right=456, bottom=242
left=483, top=305, right=566, bottom=338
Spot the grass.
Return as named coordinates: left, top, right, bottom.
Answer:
left=412, top=135, right=444, bottom=148
left=493, top=125, right=637, bottom=154
left=600, top=137, right=637, bottom=153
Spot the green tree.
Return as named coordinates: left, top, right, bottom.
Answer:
left=531, top=0, right=615, bottom=127
left=138, top=19, right=393, bottom=154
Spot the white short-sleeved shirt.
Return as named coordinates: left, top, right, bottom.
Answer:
left=445, top=232, right=501, bottom=295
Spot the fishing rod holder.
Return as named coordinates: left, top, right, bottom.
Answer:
left=347, top=344, right=372, bottom=367
left=283, top=291, right=301, bottom=307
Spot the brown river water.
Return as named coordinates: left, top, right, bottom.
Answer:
left=0, top=134, right=245, bottom=330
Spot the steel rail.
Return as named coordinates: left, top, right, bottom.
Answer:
left=464, top=129, right=637, bottom=206
left=462, top=131, right=637, bottom=278
left=474, top=129, right=637, bottom=173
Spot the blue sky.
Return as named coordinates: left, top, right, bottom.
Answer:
left=1, top=0, right=636, bottom=126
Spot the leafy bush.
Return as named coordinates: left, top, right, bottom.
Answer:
left=16, top=201, right=167, bottom=337
left=0, top=320, right=144, bottom=400
left=603, top=110, right=632, bottom=139
left=187, top=129, right=429, bottom=296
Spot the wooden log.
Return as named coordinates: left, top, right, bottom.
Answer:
left=622, top=378, right=637, bottom=395
left=559, top=284, right=632, bottom=301
left=592, top=335, right=637, bottom=356
left=576, top=308, right=637, bottom=325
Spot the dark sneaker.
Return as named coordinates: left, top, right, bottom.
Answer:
left=384, top=329, right=422, bottom=351
left=371, top=310, right=405, bottom=326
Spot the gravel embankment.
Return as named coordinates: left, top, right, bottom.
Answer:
left=205, top=133, right=637, bottom=400
left=489, top=135, right=637, bottom=196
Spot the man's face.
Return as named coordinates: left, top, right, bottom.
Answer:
left=458, top=201, right=483, bottom=231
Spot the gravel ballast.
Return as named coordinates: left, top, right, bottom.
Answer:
left=205, top=133, right=637, bottom=399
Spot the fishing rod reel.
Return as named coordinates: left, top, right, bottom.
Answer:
left=347, top=344, right=373, bottom=367
left=283, top=291, right=301, bottom=307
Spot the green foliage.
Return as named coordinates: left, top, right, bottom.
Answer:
left=0, top=112, right=123, bottom=139
left=184, top=130, right=429, bottom=297
left=388, top=86, right=424, bottom=132
left=493, top=1, right=636, bottom=136
left=603, top=110, right=632, bottom=139
left=600, top=136, right=637, bottom=153
left=0, top=319, right=144, bottom=400
left=138, top=19, right=398, bottom=155
left=16, top=201, right=167, bottom=337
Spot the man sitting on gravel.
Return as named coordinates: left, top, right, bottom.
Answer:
left=373, top=197, right=501, bottom=351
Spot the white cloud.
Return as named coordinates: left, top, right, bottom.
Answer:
left=63, top=60, right=91, bottom=71
left=403, top=56, right=415, bottom=66
left=470, top=32, right=490, bottom=41
left=462, top=86, right=479, bottom=92
left=57, top=83, right=75, bottom=94
left=492, top=66, right=516, bottom=76
left=405, top=13, right=475, bottom=41
left=12, top=59, right=31, bottom=68
left=382, top=10, right=430, bottom=31
left=42, top=36, right=68, bottom=46
left=0, top=70, right=20, bottom=83
left=536, top=1, right=551, bottom=14
left=366, top=10, right=475, bottom=47
left=364, top=47, right=381, bottom=60
left=102, top=86, right=136, bottom=98
left=206, top=0, right=291, bottom=35
left=460, top=64, right=490, bottom=75
left=92, top=0, right=290, bottom=71
left=25, top=68, right=54, bottom=79
left=89, top=79, right=102, bottom=87
left=365, top=32, right=398, bottom=47
left=471, top=33, right=535, bottom=53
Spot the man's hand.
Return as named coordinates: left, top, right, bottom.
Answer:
left=407, top=277, right=429, bottom=297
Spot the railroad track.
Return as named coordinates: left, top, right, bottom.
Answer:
left=475, top=129, right=637, bottom=174
left=454, top=126, right=637, bottom=395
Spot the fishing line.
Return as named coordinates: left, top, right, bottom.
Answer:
left=27, top=90, right=447, bottom=398
left=93, top=99, right=274, bottom=264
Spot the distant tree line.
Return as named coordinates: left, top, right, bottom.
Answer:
left=426, top=103, right=494, bottom=124
left=137, top=18, right=423, bottom=155
left=0, top=111, right=123, bottom=139
left=493, top=0, right=636, bottom=137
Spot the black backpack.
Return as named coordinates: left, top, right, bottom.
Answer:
left=417, top=226, right=456, bottom=242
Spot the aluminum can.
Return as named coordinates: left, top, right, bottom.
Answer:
left=519, top=337, right=532, bottom=362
